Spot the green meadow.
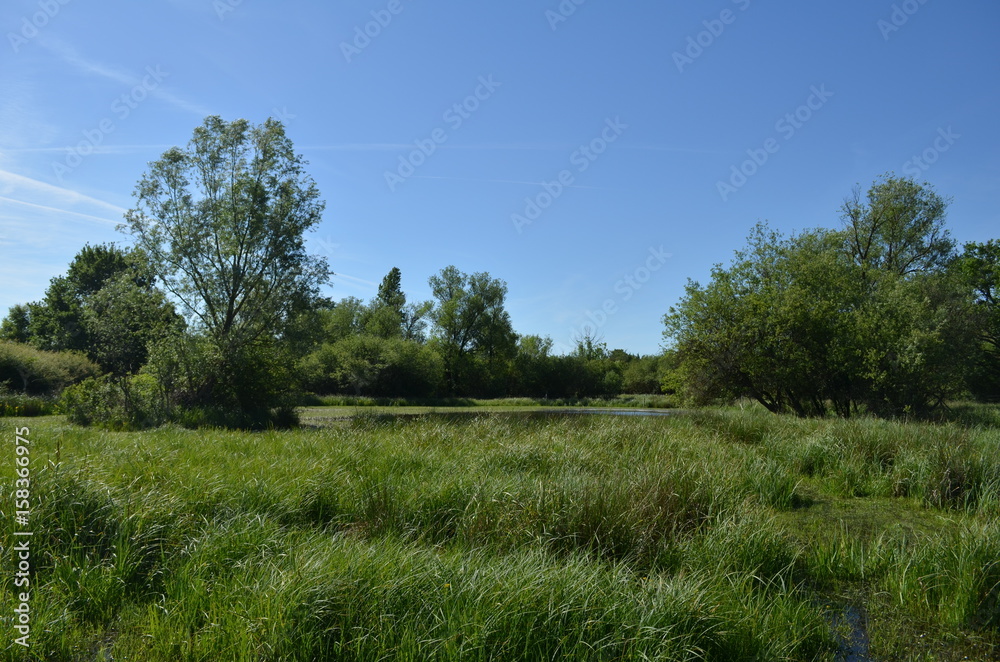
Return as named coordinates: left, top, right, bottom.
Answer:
left=3, top=407, right=999, bottom=661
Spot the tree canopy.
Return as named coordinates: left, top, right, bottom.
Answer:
left=122, top=116, right=329, bottom=353
left=841, top=174, right=953, bottom=276
left=665, top=176, right=981, bottom=417
left=428, top=266, right=517, bottom=393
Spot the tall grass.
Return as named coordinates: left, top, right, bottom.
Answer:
left=0, top=390, right=55, bottom=417
left=1, top=407, right=997, bottom=660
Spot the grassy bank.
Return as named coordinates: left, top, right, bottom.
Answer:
left=1, top=408, right=998, bottom=660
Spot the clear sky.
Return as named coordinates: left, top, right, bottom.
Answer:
left=1, top=0, right=997, bottom=356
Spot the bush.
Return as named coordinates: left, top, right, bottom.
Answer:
left=138, top=333, right=300, bottom=429
left=621, top=356, right=662, bottom=394
left=300, top=336, right=444, bottom=398
left=60, top=374, right=169, bottom=430
left=62, top=372, right=301, bottom=431
left=0, top=340, right=99, bottom=396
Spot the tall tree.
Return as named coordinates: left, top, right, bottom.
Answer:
left=840, top=174, right=954, bottom=277
left=428, top=266, right=515, bottom=394
left=123, top=116, right=328, bottom=352
left=121, top=116, right=329, bottom=415
left=376, top=267, right=405, bottom=311
left=367, top=267, right=407, bottom=339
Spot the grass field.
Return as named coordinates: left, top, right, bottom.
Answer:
left=2, top=406, right=999, bottom=660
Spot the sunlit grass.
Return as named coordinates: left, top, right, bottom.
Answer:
left=1, top=407, right=997, bottom=660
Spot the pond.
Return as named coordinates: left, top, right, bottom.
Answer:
left=300, top=406, right=684, bottom=427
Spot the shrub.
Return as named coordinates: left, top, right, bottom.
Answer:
left=139, top=332, right=300, bottom=429
left=300, top=336, right=444, bottom=398
left=60, top=374, right=170, bottom=430
left=0, top=340, right=99, bottom=395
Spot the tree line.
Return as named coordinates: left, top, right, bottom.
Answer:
left=0, top=247, right=663, bottom=427
left=1, top=116, right=995, bottom=427
left=0, top=118, right=662, bottom=428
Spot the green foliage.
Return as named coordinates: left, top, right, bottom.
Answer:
left=351, top=267, right=434, bottom=342
left=66, top=242, right=145, bottom=295
left=620, top=354, right=663, bottom=394
left=854, top=270, right=978, bottom=415
left=665, top=176, right=981, bottom=417
left=300, top=335, right=444, bottom=397
left=665, top=225, right=861, bottom=414
left=60, top=373, right=170, bottom=430
left=841, top=173, right=953, bottom=276
left=4, top=243, right=149, bottom=355
left=367, top=266, right=406, bottom=339
left=0, top=340, right=99, bottom=396
left=140, top=330, right=300, bottom=429
left=62, top=350, right=300, bottom=431
left=429, top=266, right=517, bottom=394
left=505, top=335, right=637, bottom=399
left=956, top=239, right=1000, bottom=401
left=0, top=303, right=32, bottom=343
left=84, top=273, right=181, bottom=377
left=321, top=296, right=367, bottom=342
left=24, top=275, right=88, bottom=353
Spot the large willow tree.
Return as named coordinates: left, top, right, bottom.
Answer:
left=121, top=116, right=329, bottom=420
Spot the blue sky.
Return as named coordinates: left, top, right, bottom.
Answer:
left=1, top=0, right=997, bottom=356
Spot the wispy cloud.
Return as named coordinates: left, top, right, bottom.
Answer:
left=0, top=169, right=127, bottom=218
left=0, top=145, right=175, bottom=156
left=410, top=175, right=620, bottom=190
left=0, top=196, right=119, bottom=226
left=300, top=142, right=718, bottom=154
left=331, top=272, right=379, bottom=288
left=42, top=38, right=213, bottom=117
left=0, top=73, right=60, bottom=151
left=301, top=144, right=416, bottom=152
left=301, top=142, right=579, bottom=152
